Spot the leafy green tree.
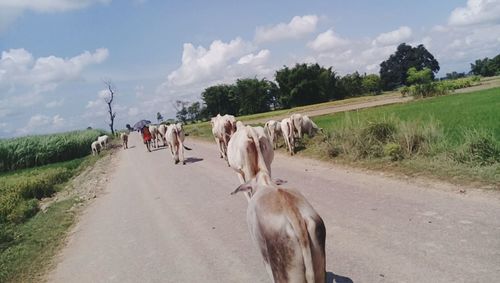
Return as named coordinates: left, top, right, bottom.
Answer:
left=201, top=84, right=238, bottom=117
left=470, top=54, right=500, bottom=77
left=187, top=102, right=201, bottom=121
left=444, top=71, right=466, bottom=80
left=176, top=106, right=188, bottom=123
left=379, top=43, right=440, bottom=90
left=362, top=74, right=382, bottom=94
left=275, top=63, right=339, bottom=108
left=338, top=71, right=364, bottom=97
left=234, top=78, right=273, bottom=115
left=407, top=67, right=433, bottom=85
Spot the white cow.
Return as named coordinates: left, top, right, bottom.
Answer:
left=120, top=132, right=129, bottom=149
left=280, top=118, right=295, bottom=155
left=231, top=140, right=326, bottom=283
left=149, top=125, right=161, bottom=149
left=227, top=121, right=274, bottom=201
left=264, top=120, right=282, bottom=150
left=211, top=114, right=237, bottom=162
left=291, top=113, right=304, bottom=139
left=301, top=115, right=322, bottom=137
left=91, top=141, right=101, bottom=156
left=158, top=124, right=168, bottom=146
left=97, top=135, right=109, bottom=149
left=165, top=123, right=192, bottom=165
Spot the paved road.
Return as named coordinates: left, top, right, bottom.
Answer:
left=49, top=132, right=500, bottom=283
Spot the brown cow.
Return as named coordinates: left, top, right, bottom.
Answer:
left=231, top=128, right=326, bottom=283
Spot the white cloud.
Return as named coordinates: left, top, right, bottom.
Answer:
left=307, top=29, right=350, bottom=52
left=237, top=49, right=270, bottom=65
left=166, top=37, right=253, bottom=87
left=448, top=0, right=500, bottom=26
left=0, top=48, right=109, bottom=88
left=372, top=26, right=412, bottom=46
left=52, top=114, right=64, bottom=127
left=255, top=15, right=318, bottom=43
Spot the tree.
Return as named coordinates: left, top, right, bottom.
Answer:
left=407, top=67, right=433, bottom=85
left=379, top=43, right=440, bottom=90
left=362, top=74, right=382, bottom=94
left=187, top=102, right=202, bottom=121
left=470, top=54, right=500, bottom=77
left=156, top=112, right=164, bottom=123
left=234, top=78, right=274, bottom=115
left=338, top=71, right=364, bottom=97
left=103, top=81, right=116, bottom=135
left=201, top=84, right=238, bottom=117
left=275, top=63, right=339, bottom=108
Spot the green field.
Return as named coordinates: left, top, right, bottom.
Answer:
left=313, top=87, right=500, bottom=145
left=0, top=129, right=106, bottom=173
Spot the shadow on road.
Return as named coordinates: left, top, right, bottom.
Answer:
left=327, top=271, right=354, bottom=283
left=185, top=157, right=204, bottom=164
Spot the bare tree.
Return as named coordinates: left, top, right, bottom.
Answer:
left=103, top=81, right=117, bottom=135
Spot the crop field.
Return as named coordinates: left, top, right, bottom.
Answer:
left=0, top=129, right=106, bottom=173
left=314, top=87, right=500, bottom=144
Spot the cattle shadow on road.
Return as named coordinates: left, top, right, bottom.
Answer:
left=185, top=157, right=204, bottom=164
left=327, top=271, right=353, bottom=283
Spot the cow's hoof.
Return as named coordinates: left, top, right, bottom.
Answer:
left=182, top=161, right=186, bottom=165
left=175, top=160, right=179, bottom=164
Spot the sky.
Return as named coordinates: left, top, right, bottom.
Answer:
left=1, top=0, right=499, bottom=138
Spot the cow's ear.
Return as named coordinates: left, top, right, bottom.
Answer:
left=231, top=182, right=253, bottom=195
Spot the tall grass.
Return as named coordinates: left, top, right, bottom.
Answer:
left=0, top=129, right=106, bottom=172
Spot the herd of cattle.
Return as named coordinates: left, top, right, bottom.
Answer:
left=211, top=113, right=326, bottom=283
left=89, top=113, right=326, bottom=282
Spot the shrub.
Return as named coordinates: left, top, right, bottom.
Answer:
left=384, top=143, right=404, bottom=161
left=454, top=129, right=500, bottom=166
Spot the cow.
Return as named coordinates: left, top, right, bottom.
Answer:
left=149, top=125, right=161, bottom=149
left=97, top=135, right=109, bottom=149
left=227, top=121, right=274, bottom=201
left=91, top=141, right=101, bottom=156
left=158, top=124, right=168, bottom=147
left=264, top=120, right=282, bottom=150
left=165, top=123, right=192, bottom=165
left=230, top=133, right=326, bottom=283
left=211, top=114, right=237, bottom=163
left=291, top=113, right=304, bottom=139
left=301, top=115, right=322, bottom=137
left=280, top=118, right=295, bottom=155
left=120, top=132, right=129, bottom=149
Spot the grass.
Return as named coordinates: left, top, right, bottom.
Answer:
left=313, top=87, right=500, bottom=145
left=0, top=199, right=77, bottom=282
left=0, top=154, right=103, bottom=282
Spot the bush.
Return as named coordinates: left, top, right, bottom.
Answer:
left=384, top=143, right=404, bottom=161
left=454, top=129, right=500, bottom=166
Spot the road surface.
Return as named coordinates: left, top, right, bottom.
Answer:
left=49, top=132, right=500, bottom=283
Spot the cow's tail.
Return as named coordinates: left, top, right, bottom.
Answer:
left=264, top=122, right=271, bottom=138
left=183, top=145, right=192, bottom=150
left=282, top=192, right=315, bottom=283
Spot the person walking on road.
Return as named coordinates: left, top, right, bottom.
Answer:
left=141, top=126, right=152, bottom=152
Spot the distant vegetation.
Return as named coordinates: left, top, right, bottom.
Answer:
left=0, top=129, right=106, bottom=173
left=470, top=53, right=500, bottom=77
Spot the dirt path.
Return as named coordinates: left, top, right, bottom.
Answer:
left=247, top=96, right=413, bottom=124
left=48, top=133, right=500, bottom=283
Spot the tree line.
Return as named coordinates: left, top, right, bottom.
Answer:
left=172, top=43, right=499, bottom=123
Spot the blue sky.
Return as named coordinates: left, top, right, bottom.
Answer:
left=1, top=0, right=499, bottom=138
